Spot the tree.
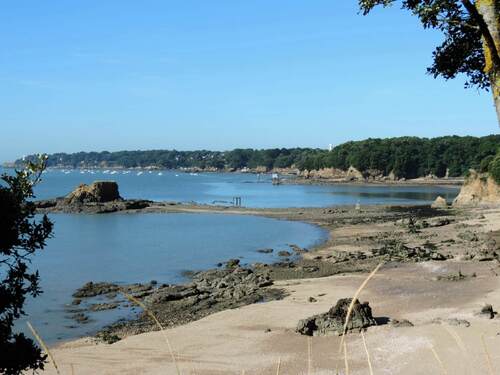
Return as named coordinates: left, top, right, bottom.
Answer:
left=0, top=155, right=53, bottom=375
left=489, top=151, right=500, bottom=183
left=359, top=0, right=500, bottom=126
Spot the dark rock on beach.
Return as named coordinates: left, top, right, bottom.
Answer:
left=296, top=298, right=377, bottom=336
left=76, top=265, right=284, bottom=340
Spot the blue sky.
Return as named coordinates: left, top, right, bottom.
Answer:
left=0, top=1, right=497, bottom=162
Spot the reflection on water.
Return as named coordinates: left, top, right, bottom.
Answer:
left=17, top=213, right=328, bottom=344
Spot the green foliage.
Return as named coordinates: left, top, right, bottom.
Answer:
left=480, top=154, right=494, bottom=172
left=0, top=155, right=53, bottom=375
left=17, top=135, right=499, bottom=179
left=358, top=0, right=490, bottom=90
left=489, top=152, right=500, bottom=184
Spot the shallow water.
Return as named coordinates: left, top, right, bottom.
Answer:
left=17, top=213, right=328, bottom=344
left=18, top=168, right=459, bottom=207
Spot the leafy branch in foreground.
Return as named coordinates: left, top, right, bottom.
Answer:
left=359, top=0, right=500, bottom=125
left=0, top=154, right=54, bottom=375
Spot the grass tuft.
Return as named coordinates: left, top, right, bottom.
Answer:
left=121, top=289, right=181, bottom=375
left=343, top=340, right=349, bottom=375
left=339, top=262, right=384, bottom=352
left=481, top=334, right=494, bottom=375
left=361, top=331, right=374, bottom=375
left=430, top=346, right=447, bottom=375
left=26, top=321, right=60, bottom=375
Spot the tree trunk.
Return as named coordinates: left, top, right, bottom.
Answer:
left=475, top=0, right=500, bottom=126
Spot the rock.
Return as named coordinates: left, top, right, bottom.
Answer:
left=289, top=244, right=307, bottom=254
left=66, top=181, right=122, bottom=204
left=372, top=240, right=447, bottom=262
left=446, top=318, right=471, bottom=327
left=431, top=196, right=448, bottom=208
left=225, top=259, right=240, bottom=269
left=390, top=319, right=414, bottom=328
left=72, top=282, right=120, bottom=298
left=479, top=304, right=497, bottom=319
left=296, top=298, right=376, bottom=336
left=89, top=302, right=120, bottom=312
left=453, top=170, right=500, bottom=207
left=35, top=199, right=58, bottom=209
left=71, top=312, right=90, bottom=324
left=308, top=297, right=318, bottom=303
left=277, top=250, right=292, bottom=257
left=458, top=231, right=479, bottom=242
left=427, top=217, right=453, bottom=227
left=257, top=248, right=273, bottom=254
left=346, top=166, right=364, bottom=181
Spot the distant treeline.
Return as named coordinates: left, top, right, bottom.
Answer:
left=17, top=135, right=499, bottom=179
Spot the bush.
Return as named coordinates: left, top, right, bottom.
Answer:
left=0, top=155, right=53, bottom=375
left=479, top=155, right=494, bottom=172
left=489, top=153, right=500, bottom=184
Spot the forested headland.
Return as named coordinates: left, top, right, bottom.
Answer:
left=14, top=135, right=499, bottom=180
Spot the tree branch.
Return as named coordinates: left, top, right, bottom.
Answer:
left=461, top=0, right=500, bottom=69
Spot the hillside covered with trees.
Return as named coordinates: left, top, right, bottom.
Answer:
left=16, top=135, right=499, bottom=179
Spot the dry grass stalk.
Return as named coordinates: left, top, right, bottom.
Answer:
left=361, top=331, right=374, bottom=375
left=308, top=336, right=312, bottom=375
left=26, top=321, right=60, bottom=374
left=442, top=325, right=471, bottom=374
left=343, top=340, right=349, bottom=375
left=481, top=334, right=494, bottom=375
left=120, top=289, right=181, bottom=375
left=338, top=262, right=384, bottom=352
left=430, top=346, right=447, bottom=375
left=275, top=357, right=281, bottom=375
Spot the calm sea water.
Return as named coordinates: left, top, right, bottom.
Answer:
left=18, top=213, right=327, bottom=344
left=17, top=168, right=459, bottom=207
left=4, top=167, right=458, bottom=344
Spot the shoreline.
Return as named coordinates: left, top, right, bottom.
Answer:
left=1, top=164, right=465, bottom=187
left=39, top=202, right=500, bottom=374
left=42, top=201, right=467, bottom=344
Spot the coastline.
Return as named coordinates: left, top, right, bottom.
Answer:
left=38, top=202, right=500, bottom=374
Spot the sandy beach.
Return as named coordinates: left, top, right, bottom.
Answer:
left=33, top=203, right=500, bottom=375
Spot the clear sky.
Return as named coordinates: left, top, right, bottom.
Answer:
left=0, top=1, right=497, bottom=162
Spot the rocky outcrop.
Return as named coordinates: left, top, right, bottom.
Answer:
left=35, top=181, right=153, bottom=213
left=346, top=166, right=364, bottom=181
left=66, top=181, right=121, bottom=204
left=297, top=298, right=377, bottom=336
left=300, top=168, right=346, bottom=180
left=76, top=264, right=283, bottom=339
left=431, top=196, right=448, bottom=208
left=453, top=170, right=500, bottom=207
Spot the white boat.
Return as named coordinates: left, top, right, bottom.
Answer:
left=137, top=171, right=143, bottom=176
left=158, top=172, right=163, bottom=176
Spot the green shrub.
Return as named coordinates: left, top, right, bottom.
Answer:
left=479, top=155, right=494, bottom=172
left=489, top=153, right=500, bottom=184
